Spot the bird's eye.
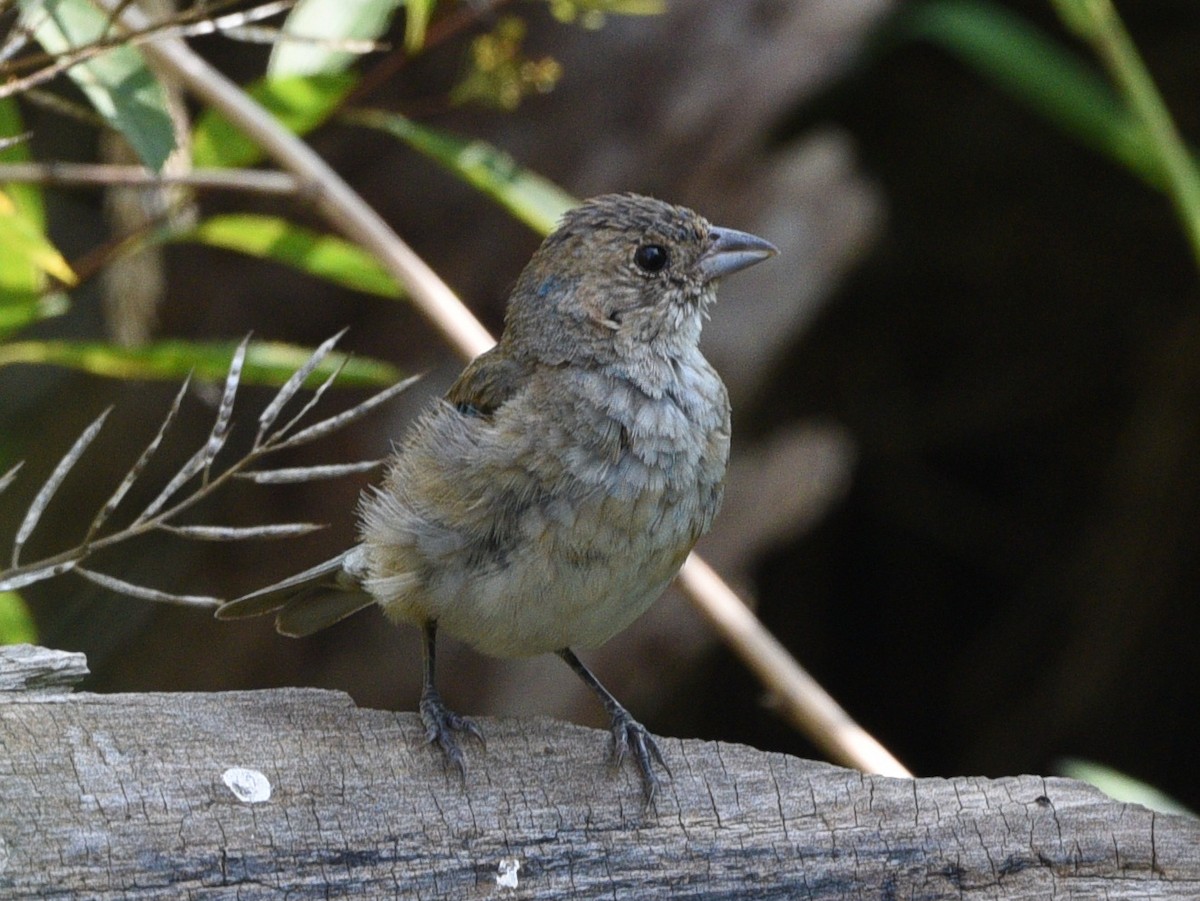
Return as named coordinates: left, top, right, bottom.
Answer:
left=633, top=244, right=669, bottom=273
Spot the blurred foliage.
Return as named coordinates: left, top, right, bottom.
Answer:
left=1058, top=759, right=1197, bottom=818
left=347, top=111, right=576, bottom=234
left=450, top=17, right=562, bottom=111
left=269, top=0, right=403, bottom=77
left=0, top=338, right=399, bottom=386
left=0, top=98, right=72, bottom=338
left=17, top=0, right=176, bottom=171
left=0, top=0, right=656, bottom=381
left=181, top=214, right=405, bottom=300
left=0, top=590, right=38, bottom=645
left=902, top=0, right=1200, bottom=266
left=545, top=0, right=663, bottom=29
left=898, top=2, right=1156, bottom=184
left=191, top=74, right=359, bottom=168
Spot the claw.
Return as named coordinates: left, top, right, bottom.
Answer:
left=609, top=707, right=671, bottom=804
left=420, top=688, right=484, bottom=777
left=558, top=648, right=672, bottom=805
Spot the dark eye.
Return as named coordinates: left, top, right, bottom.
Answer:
left=633, top=244, right=669, bottom=273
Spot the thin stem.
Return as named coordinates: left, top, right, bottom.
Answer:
left=1051, top=0, right=1200, bottom=268
left=0, top=162, right=302, bottom=195
left=678, top=556, right=913, bottom=778
left=0, top=389, right=328, bottom=590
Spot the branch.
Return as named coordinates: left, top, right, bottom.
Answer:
left=0, top=162, right=301, bottom=195
left=1, top=645, right=1197, bottom=899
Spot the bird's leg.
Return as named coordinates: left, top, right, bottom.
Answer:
left=419, top=620, right=484, bottom=776
left=558, top=648, right=670, bottom=803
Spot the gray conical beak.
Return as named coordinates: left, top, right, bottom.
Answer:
left=698, top=226, right=779, bottom=280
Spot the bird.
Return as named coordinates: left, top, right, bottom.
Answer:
left=217, top=193, right=778, bottom=801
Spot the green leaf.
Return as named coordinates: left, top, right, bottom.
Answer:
left=269, top=0, right=402, bottom=77
left=0, top=294, right=71, bottom=340
left=402, top=0, right=437, bottom=52
left=18, top=0, right=176, bottom=171
left=1057, top=758, right=1196, bottom=818
left=0, top=339, right=400, bottom=387
left=0, top=591, right=38, bottom=645
left=897, top=0, right=1162, bottom=187
left=348, top=110, right=577, bottom=235
left=0, top=99, right=73, bottom=334
left=0, top=188, right=77, bottom=286
left=192, top=74, right=359, bottom=169
left=0, top=99, right=44, bottom=230
left=547, top=0, right=664, bottom=27
left=180, top=214, right=403, bottom=299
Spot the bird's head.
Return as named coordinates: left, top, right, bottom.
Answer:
left=503, top=193, right=777, bottom=368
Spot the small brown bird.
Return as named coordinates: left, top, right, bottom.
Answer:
left=218, top=193, right=777, bottom=800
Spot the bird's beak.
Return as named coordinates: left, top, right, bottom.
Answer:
left=697, top=226, right=779, bottom=281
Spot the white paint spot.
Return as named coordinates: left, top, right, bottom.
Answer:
left=0, top=835, right=9, bottom=874
left=222, top=767, right=272, bottom=804
left=496, top=858, right=520, bottom=889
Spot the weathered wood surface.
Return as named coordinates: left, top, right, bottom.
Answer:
left=1, top=646, right=1197, bottom=899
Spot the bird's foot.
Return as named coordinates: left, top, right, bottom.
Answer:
left=419, top=689, right=484, bottom=777
left=607, top=706, right=671, bottom=804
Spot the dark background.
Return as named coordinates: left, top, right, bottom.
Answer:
left=6, top=0, right=1198, bottom=813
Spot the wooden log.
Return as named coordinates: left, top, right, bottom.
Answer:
left=1, top=645, right=1197, bottom=899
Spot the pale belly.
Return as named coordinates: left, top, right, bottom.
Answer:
left=384, top=488, right=696, bottom=658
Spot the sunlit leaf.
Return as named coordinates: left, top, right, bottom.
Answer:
left=0, top=338, right=399, bottom=387
left=547, top=0, right=664, bottom=28
left=897, top=0, right=1163, bottom=187
left=1057, top=758, right=1196, bottom=818
left=349, top=110, right=577, bottom=234
left=0, top=591, right=37, bottom=645
left=269, top=0, right=401, bottom=76
left=18, top=0, right=176, bottom=170
left=0, top=294, right=70, bottom=340
left=0, top=100, right=68, bottom=336
left=402, top=0, right=436, bottom=52
left=0, top=100, right=44, bottom=231
left=181, top=214, right=403, bottom=299
left=192, top=74, right=359, bottom=168
left=0, top=188, right=77, bottom=286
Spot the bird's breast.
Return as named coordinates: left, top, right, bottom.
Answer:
left=361, top=355, right=731, bottom=657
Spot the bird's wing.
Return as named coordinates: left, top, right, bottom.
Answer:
left=444, top=344, right=531, bottom=417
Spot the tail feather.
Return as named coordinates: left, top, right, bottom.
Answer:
left=216, top=548, right=373, bottom=636
left=276, top=590, right=375, bottom=637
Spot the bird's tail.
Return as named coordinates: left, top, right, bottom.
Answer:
left=215, top=548, right=374, bottom=637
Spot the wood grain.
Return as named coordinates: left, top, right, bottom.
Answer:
left=1, top=646, right=1197, bottom=899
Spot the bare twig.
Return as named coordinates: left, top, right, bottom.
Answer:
left=0, top=0, right=297, bottom=99
left=0, top=162, right=302, bottom=196
left=256, top=329, right=346, bottom=444
left=158, top=522, right=326, bottom=540
left=0, top=333, right=415, bottom=603
left=86, top=375, right=191, bottom=543
left=74, top=567, right=222, bottom=609
left=0, top=461, right=25, bottom=498
left=678, top=556, right=911, bottom=778
left=11, top=407, right=111, bottom=568
left=235, top=460, right=384, bottom=483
